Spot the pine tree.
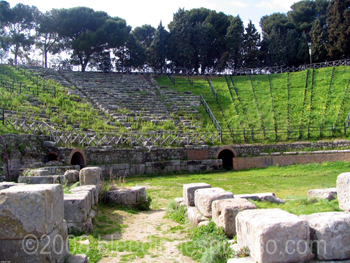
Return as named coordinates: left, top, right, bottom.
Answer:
left=327, top=0, right=350, bottom=59
left=242, top=20, right=260, bottom=68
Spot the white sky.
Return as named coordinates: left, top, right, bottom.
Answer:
left=7, top=0, right=301, bottom=30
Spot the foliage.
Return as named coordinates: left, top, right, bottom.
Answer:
left=178, top=221, right=233, bottom=263
left=165, top=200, right=187, bottom=224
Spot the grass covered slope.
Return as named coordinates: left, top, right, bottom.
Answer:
left=156, top=66, right=350, bottom=142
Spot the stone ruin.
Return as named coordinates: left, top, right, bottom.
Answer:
left=178, top=176, right=350, bottom=263
left=0, top=164, right=151, bottom=263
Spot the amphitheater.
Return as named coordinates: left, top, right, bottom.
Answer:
left=2, top=63, right=350, bottom=262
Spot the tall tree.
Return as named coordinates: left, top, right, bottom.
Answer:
left=0, top=1, right=11, bottom=61
left=297, top=31, right=310, bottom=64
left=327, top=0, right=350, bottom=59
left=149, top=21, right=169, bottom=73
left=285, top=29, right=300, bottom=66
left=57, top=7, right=130, bottom=72
left=132, top=25, right=155, bottom=67
left=35, top=9, right=63, bottom=68
left=310, top=18, right=328, bottom=62
left=7, top=3, right=38, bottom=65
left=242, top=20, right=260, bottom=68
left=224, top=15, right=244, bottom=70
left=288, top=0, right=318, bottom=34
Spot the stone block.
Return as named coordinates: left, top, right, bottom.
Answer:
left=66, top=254, right=89, bottom=263
left=67, top=218, right=93, bottom=234
left=235, top=192, right=284, bottom=204
left=18, top=175, right=59, bottom=184
left=212, top=198, right=256, bottom=238
left=236, top=209, right=312, bottom=263
left=64, top=170, right=80, bottom=183
left=337, top=173, right=350, bottom=211
left=300, top=212, right=350, bottom=260
left=64, top=193, right=90, bottom=223
left=79, top=167, right=101, bottom=185
left=105, top=186, right=146, bottom=207
left=0, top=220, right=68, bottom=263
left=194, top=188, right=234, bottom=217
left=31, top=169, right=50, bottom=176
left=70, top=185, right=99, bottom=205
left=0, top=184, right=64, bottom=239
left=186, top=206, right=208, bottom=225
left=0, top=182, right=17, bottom=190
left=307, top=188, right=337, bottom=201
left=183, top=183, right=211, bottom=206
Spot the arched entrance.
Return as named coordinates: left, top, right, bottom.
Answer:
left=69, top=149, right=86, bottom=169
left=216, top=147, right=237, bottom=171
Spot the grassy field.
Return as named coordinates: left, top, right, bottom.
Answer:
left=117, top=160, right=348, bottom=210
left=69, top=161, right=349, bottom=262
left=156, top=66, right=350, bottom=142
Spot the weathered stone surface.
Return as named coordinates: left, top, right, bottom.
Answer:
left=235, top=192, right=284, bottom=204
left=307, top=188, right=337, bottom=201
left=300, top=212, right=350, bottom=260
left=67, top=254, right=89, bottom=263
left=31, top=169, right=50, bottom=176
left=0, top=184, right=64, bottom=239
left=42, top=141, right=56, bottom=148
left=175, top=197, right=183, bottom=204
left=194, top=188, right=234, bottom=217
left=64, top=193, right=90, bottom=223
left=79, top=167, right=101, bottom=185
left=0, top=220, right=69, bottom=263
left=105, top=186, right=146, bottom=207
left=64, top=170, right=80, bottom=183
left=67, top=218, right=93, bottom=234
left=236, top=209, right=312, bottom=263
left=70, top=185, right=99, bottom=205
left=337, top=173, right=350, bottom=211
left=186, top=206, right=208, bottom=225
left=0, top=182, right=17, bottom=190
left=183, top=183, right=211, bottom=206
left=18, top=175, right=59, bottom=184
left=212, top=198, right=256, bottom=238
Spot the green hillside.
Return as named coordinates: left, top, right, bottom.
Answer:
left=156, top=66, right=350, bottom=143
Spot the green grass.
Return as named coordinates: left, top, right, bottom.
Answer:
left=156, top=66, right=350, bottom=142
left=119, top=161, right=350, bottom=209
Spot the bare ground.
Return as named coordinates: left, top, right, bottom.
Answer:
left=98, top=209, right=196, bottom=263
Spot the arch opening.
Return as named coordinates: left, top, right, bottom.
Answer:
left=71, top=152, right=85, bottom=169
left=218, top=149, right=234, bottom=171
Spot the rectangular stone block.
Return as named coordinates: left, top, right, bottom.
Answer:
left=183, top=183, right=211, bottom=206
left=236, top=209, right=312, bottom=263
left=64, top=193, right=90, bottom=223
left=0, top=182, right=17, bottom=190
left=235, top=193, right=284, bottom=204
left=105, top=186, right=146, bottom=207
left=337, top=173, right=350, bottom=211
left=307, top=188, right=337, bottom=201
left=79, top=167, right=101, bottom=185
left=69, top=185, right=99, bottom=205
left=186, top=206, right=208, bottom=225
left=0, top=184, right=64, bottom=239
left=300, top=212, right=350, bottom=260
left=212, top=198, right=256, bottom=238
left=194, top=188, right=234, bottom=217
left=0, top=220, right=69, bottom=263
left=67, top=218, right=93, bottom=234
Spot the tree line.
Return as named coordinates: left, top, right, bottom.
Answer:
left=0, top=0, right=348, bottom=73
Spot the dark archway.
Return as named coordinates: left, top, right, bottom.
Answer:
left=69, top=149, right=86, bottom=169
left=71, top=152, right=85, bottom=169
left=216, top=147, right=237, bottom=171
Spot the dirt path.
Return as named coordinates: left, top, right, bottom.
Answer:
left=98, top=209, right=196, bottom=263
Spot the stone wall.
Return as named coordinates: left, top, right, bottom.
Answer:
left=0, top=134, right=50, bottom=179
left=233, top=151, right=350, bottom=170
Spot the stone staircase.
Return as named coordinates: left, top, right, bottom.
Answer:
left=14, top=67, right=204, bottom=132
left=59, top=71, right=203, bottom=131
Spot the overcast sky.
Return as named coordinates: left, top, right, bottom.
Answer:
left=7, top=0, right=300, bottom=31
